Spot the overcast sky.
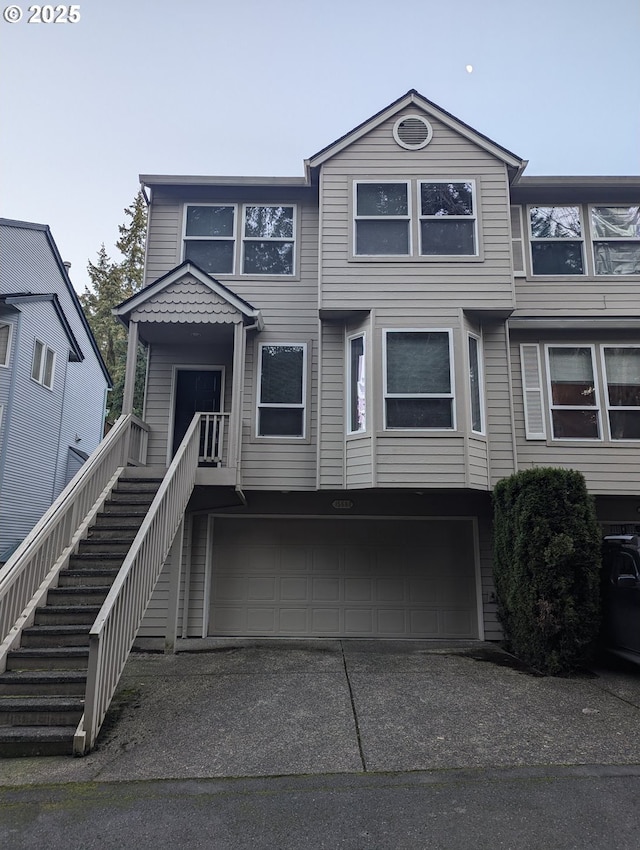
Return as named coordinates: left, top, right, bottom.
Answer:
left=1, top=0, right=638, bottom=293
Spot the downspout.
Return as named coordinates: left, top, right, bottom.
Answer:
left=505, top=319, right=518, bottom=476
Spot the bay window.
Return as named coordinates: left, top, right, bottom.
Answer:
left=347, top=334, right=366, bottom=434
left=384, top=330, right=454, bottom=429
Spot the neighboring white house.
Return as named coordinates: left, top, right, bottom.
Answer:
left=0, top=219, right=111, bottom=561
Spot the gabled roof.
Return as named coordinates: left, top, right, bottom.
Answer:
left=113, top=261, right=264, bottom=329
left=1, top=292, right=84, bottom=361
left=305, top=89, right=526, bottom=178
left=0, top=218, right=112, bottom=386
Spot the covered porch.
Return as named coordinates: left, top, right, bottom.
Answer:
left=113, top=262, right=264, bottom=486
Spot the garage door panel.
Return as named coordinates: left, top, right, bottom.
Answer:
left=210, top=519, right=477, bottom=639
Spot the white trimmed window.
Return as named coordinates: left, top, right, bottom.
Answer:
left=31, top=339, right=55, bottom=389
left=591, top=206, right=640, bottom=275
left=0, top=322, right=11, bottom=367
left=419, top=181, right=477, bottom=256
left=347, top=334, right=366, bottom=434
left=468, top=334, right=484, bottom=434
left=354, top=182, right=410, bottom=255
left=257, top=343, right=306, bottom=437
left=602, top=347, right=640, bottom=440
left=184, top=204, right=236, bottom=274
left=384, top=330, right=454, bottom=429
left=242, top=205, right=295, bottom=275
left=545, top=346, right=600, bottom=439
left=529, top=206, right=584, bottom=275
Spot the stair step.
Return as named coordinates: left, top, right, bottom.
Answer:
left=0, top=725, right=76, bottom=757
left=21, top=625, right=91, bottom=648
left=67, top=554, right=124, bottom=569
left=48, top=586, right=111, bottom=605
left=102, top=503, right=151, bottom=516
left=108, top=493, right=157, bottom=505
left=0, top=670, right=87, bottom=696
left=58, top=569, right=118, bottom=587
left=86, top=528, right=139, bottom=542
left=6, top=647, right=89, bottom=671
left=77, top=539, right=131, bottom=554
left=35, top=605, right=101, bottom=626
left=0, top=697, right=84, bottom=727
left=93, top=514, right=146, bottom=529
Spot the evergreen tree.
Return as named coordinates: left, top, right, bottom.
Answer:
left=81, top=191, right=147, bottom=422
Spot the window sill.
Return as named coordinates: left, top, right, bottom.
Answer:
left=348, top=254, right=483, bottom=264
left=377, top=429, right=458, bottom=437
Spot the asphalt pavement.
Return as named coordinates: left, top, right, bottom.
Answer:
left=1, top=640, right=640, bottom=848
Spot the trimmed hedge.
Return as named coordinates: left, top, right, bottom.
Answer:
left=493, top=467, right=601, bottom=675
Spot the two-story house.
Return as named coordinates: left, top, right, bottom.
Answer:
left=1, top=90, right=638, bottom=755
left=0, top=219, right=111, bottom=562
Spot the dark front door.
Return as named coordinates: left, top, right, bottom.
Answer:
left=172, top=369, right=222, bottom=456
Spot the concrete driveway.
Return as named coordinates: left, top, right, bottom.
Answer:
left=1, top=639, right=640, bottom=785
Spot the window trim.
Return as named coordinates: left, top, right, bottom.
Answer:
left=353, top=180, right=412, bottom=257
left=346, top=332, right=366, bottom=435
left=0, top=321, right=12, bottom=367
left=528, top=204, right=585, bottom=277
left=468, top=333, right=485, bottom=435
left=256, top=341, right=307, bottom=439
left=418, top=179, right=478, bottom=257
left=382, top=328, right=455, bottom=431
left=590, top=204, right=640, bottom=277
left=544, top=344, right=602, bottom=441
left=600, top=345, right=640, bottom=442
left=183, top=203, right=238, bottom=276
left=241, top=204, right=296, bottom=276
left=31, top=339, right=56, bottom=390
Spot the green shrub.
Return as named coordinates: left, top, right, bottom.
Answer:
left=493, top=467, right=601, bottom=675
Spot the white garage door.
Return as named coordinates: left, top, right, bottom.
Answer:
left=209, top=518, right=478, bottom=639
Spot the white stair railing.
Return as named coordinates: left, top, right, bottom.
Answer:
left=0, top=414, right=149, bottom=649
left=199, top=412, right=229, bottom=466
left=76, top=412, right=202, bottom=754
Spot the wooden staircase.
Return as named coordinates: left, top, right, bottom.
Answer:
left=0, top=476, right=163, bottom=757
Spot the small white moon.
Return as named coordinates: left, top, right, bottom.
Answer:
left=465, top=65, right=473, bottom=73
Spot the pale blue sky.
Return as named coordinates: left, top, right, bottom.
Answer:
left=1, top=0, right=638, bottom=292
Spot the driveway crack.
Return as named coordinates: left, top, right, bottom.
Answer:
left=340, top=640, right=367, bottom=772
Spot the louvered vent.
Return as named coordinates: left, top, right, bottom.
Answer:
left=393, top=115, right=433, bottom=150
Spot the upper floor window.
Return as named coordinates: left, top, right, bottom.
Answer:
left=0, top=322, right=11, bottom=367
left=257, top=343, right=306, bottom=437
left=468, top=334, right=485, bottom=434
left=546, top=346, right=599, bottom=439
left=420, top=182, right=476, bottom=256
left=184, top=205, right=236, bottom=274
left=354, top=180, right=478, bottom=258
left=591, top=206, right=640, bottom=275
left=347, top=334, right=366, bottom=434
left=384, top=330, right=454, bottom=429
left=529, top=206, right=584, bottom=275
left=184, top=204, right=296, bottom=276
left=354, top=182, right=410, bottom=255
left=32, top=339, right=55, bottom=389
left=242, top=205, right=295, bottom=275
left=602, top=347, right=640, bottom=440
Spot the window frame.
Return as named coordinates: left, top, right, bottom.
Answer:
left=346, top=332, right=366, bottom=435
left=256, top=342, right=307, bottom=439
left=0, top=322, right=12, bottom=367
left=468, top=333, right=485, bottom=435
left=31, top=339, right=56, bottom=390
left=383, top=328, right=455, bottom=431
left=544, top=344, right=601, bottom=441
left=241, top=204, right=297, bottom=276
left=183, top=203, right=238, bottom=276
left=353, top=180, right=412, bottom=257
left=418, top=179, right=478, bottom=257
left=600, top=345, right=640, bottom=442
left=528, top=204, right=585, bottom=276
left=590, top=205, right=640, bottom=276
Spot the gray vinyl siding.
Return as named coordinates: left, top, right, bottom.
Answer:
left=484, top=322, right=516, bottom=486
left=511, top=335, right=640, bottom=494
left=144, top=194, right=182, bottom=285
left=318, top=111, right=514, bottom=313
left=345, top=438, right=373, bottom=488
left=318, top=321, right=345, bottom=489
left=467, top=437, right=489, bottom=490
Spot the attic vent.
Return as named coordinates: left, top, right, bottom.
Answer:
left=393, top=115, right=433, bottom=150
